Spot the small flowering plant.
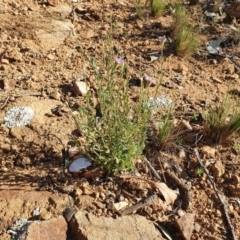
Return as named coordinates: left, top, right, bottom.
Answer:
left=158, top=35, right=167, bottom=51
left=4, top=106, right=34, bottom=128
left=114, top=57, right=124, bottom=66
left=143, top=73, right=156, bottom=87
left=114, top=56, right=126, bottom=76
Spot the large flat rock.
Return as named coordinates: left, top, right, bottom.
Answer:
left=0, top=186, right=71, bottom=232
left=70, top=211, right=163, bottom=240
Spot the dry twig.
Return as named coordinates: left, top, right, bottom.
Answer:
left=120, top=194, right=157, bottom=216
left=0, top=92, right=42, bottom=109
left=0, top=96, right=10, bottom=109
left=194, top=148, right=237, bottom=240
left=165, top=169, right=192, bottom=210
left=144, top=156, right=162, bottom=181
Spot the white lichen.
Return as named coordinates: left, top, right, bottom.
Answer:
left=4, top=106, right=34, bottom=128
left=146, top=96, right=172, bottom=109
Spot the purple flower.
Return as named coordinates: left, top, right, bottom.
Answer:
left=114, top=57, right=124, bottom=66
left=143, top=73, right=156, bottom=86
left=158, top=35, right=167, bottom=43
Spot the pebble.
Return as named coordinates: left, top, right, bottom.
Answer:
left=47, top=0, right=59, bottom=6
left=72, top=81, right=89, bottom=96
left=63, top=207, right=77, bottom=222
left=50, top=89, right=61, bottom=100
left=47, top=53, right=55, bottom=60
left=74, top=188, right=83, bottom=197
left=9, top=49, right=22, bottom=61
left=2, top=143, right=11, bottom=152
left=194, top=222, right=201, bottom=233
left=1, top=167, right=8, bottom=172
left=40, top=209, right=52, bottom=220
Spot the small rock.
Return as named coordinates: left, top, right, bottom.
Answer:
left=0, top=4, right=7, bottom=14
left=47, top=0, right=59, bottom=6
left=2, top=143, right=11, bottom=152
left=8, top=49, right=22, bottom=61
left=209, top=223, right=220, bottom=233
left=1, top=167, right=8, bottom=172
left=11, top=145, right=18, bottom=151
left=21, top=157, right=31, bottom=165
left=211, top=159, right=225, bottom=178
left=50, top=89, right=61, bottom=100
left=177, top=63, right=188, bottom=75
left=32, top=208, right=41, bottom=218
left=80, top=29, right=95, bottom=39
left=113, top=201, right=128, bottom=211
left=47, top=53, right=55, bottom=60
left=232, top=175, right=240, bottom=185
left=181, top=120, right=192, bottom=130
left=74, top=188, right=83, bottom=197
left=136, top=20, right=143, bottom=29
left=40, top=209, right=52, bottom=220
left=201, top=146, right=216, bottom=158
left=175, top=213, right=195, bottom=240
left=221, top=61, right=235, bottom=74
left=36, top=18, right=73, bottom=51
left=1, top=58, right=9, bottom=65
left=63, top=208, right=77, bottom=222
left=72, top=81, right=89, bottom=96
left=194, top=222, right=201, bottom=233
left=3, top=79, right=16, bottom=91
left=178, top=149, right=186, bottom=158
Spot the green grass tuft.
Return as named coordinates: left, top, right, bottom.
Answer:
left=151, top=0, right=166, bottom=17
left=204, top=97, right=240, bottom=143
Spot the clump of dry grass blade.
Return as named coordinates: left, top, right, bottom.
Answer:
left=203, top=97, right=240, bottom=144
left=171, top=3, right=198, bottom=57
left=149, top=112, right=189, bottom=151
left=157, top=122, right=189, bottom=150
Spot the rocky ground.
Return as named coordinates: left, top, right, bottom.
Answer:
left=0, top=0, right=240, bottom=239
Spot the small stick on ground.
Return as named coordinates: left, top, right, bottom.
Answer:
left=194, top=148, right=237, bottom=240
left=165, top=169, right=192, bottom=210
left=1, top=92, right=42, bottom=109
left=14, top=92, right=42, bottom=98
left=120, top=194, right=157, bottom=216
left=120, top=175, right=156, bottom=185
left=144, top=156, right=162, bottom=181
left=0, top=96, right=9, bottom=109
